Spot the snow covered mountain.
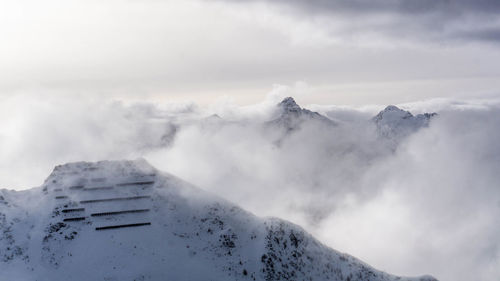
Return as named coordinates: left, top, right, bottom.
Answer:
left=373, top=105, right=437, bottom=140
left=268, top=97, right=336, bottom=132
left=159, top=99, right=434, bottom=149
left=1, top=160, right=437, bottom=281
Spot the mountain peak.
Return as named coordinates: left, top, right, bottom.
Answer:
left=269, top=97, right=336, bottom=132
left=373, top=105, right=437, bottom=141
left=0, top=160, right=437, bottom=281
left=46, top=159, right=156, bottom=185
left=383, top=105, right=404, bottom=112
left=278, top=97, right=301, bottom=112
left=374, top=105, right=413, bottom=121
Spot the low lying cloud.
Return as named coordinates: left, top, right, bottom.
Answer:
left=1, top=91, right=499, bottom=281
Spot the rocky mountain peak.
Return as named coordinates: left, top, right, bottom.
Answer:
left=373, top=105, right=413, bottom=123
left=373, top=105, right=437, bottom=141
left=278, top=97, right=301, bottom=113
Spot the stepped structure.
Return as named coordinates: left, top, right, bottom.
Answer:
left=48, top=161, right=156, bottom=231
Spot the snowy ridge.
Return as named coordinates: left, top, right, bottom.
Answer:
left=268, top=97, right=336, bottom=132
left=1, top=160, right=437, bottom=281
left=373, top=105, right=437, bottom=140
left=121, top=98, right=437, bottom=149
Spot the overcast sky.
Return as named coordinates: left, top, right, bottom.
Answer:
left=1, top=0, right=500, bottom=105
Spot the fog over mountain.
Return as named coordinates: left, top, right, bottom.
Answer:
left=1, top=92, right=499, bottom=281
left=1, top=0, right=499, bottom=279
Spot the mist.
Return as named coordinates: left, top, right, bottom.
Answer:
left=1, top=90, right=499, bottom=281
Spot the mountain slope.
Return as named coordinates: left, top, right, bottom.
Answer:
left=0, top=159, right=437, bottom=281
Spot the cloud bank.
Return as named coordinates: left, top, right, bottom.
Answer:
left=1, top=91, right=500, bottom=281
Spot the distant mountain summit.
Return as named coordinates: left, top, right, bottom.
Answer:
left=269, top=97, right=335, bottom=131
left=278, top=97, right=302, bottom=113
left=373, top=105, right=437, bottom=140
left=0, top=159, right=437, bottom=281
left=373, top=105, right=413, bottom=121
left=277, top=97, right=303, bottom=115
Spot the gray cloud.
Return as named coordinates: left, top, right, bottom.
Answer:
left=219, top=0, right=500, bottom=44
left=248, top=0, right=500, bottom=15
left=459, top=27, right=500, bottom=42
